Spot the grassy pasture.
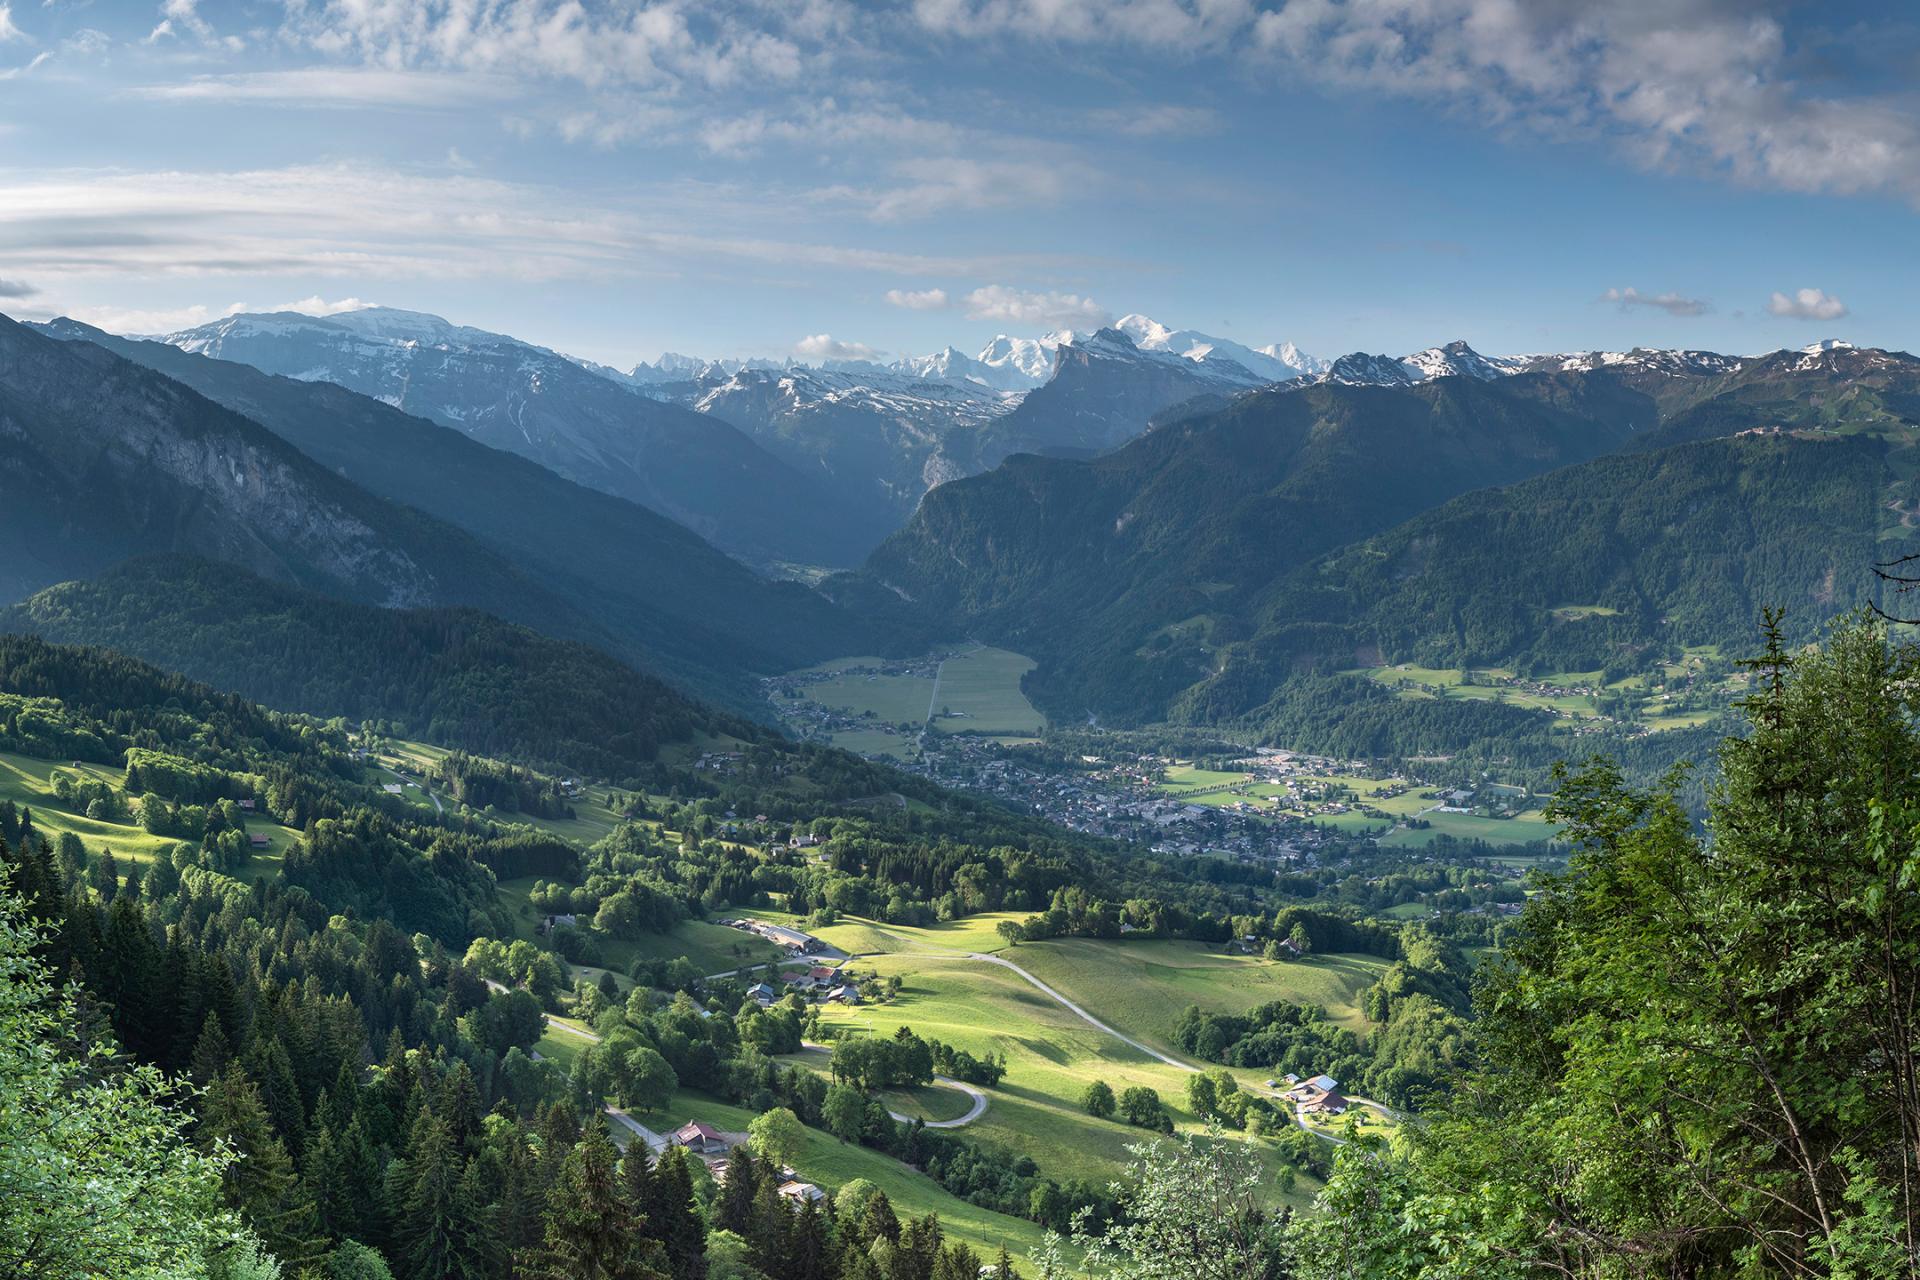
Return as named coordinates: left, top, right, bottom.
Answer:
left=651, top=1086, right=1050, bottom=1260
left=926, top=648, right=1043, bottom=735
left=1381, top=810, right=1560, bottom=848
left=805, top=955, right=1319, bottom=1207
left=0, top=750, right=298, bottom=882
left=1009, top=939, right=1388, bottom=1043
left=735, top=906, right=1026, bottom=958
left=790, top=647, right=1044, bottom=736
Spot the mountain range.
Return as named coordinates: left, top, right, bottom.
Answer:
left=22, top=316, right=921, bottom=711
left=156, top=307, right=889, bottom=568
left=852, top=339, right=1920, bottom=738
left=155, top=307, right=1331, bottom=549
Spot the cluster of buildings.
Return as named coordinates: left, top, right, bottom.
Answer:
left=1273, top=1073, right=1349, bottom=1117
left=717, top=917, right=827, bottom=957
left=668, top=1121, right=827, bottom=1202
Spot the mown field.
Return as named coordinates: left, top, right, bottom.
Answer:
left=648, top=1085, right=1051, bottom=1260
left=801, top=954, right=1322, bottom=1209
left=1010, top=938, right=1388, bottom=1043
left=791, top=647, right=1044, bottom=737
left=734, top=906, right=1027, bottom=958
left=499, top=875, right=783, bottom=976
left=0, top=749, right=298, bottom=882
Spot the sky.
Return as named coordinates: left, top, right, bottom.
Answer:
left=0, top=0, right=1916, bottom=367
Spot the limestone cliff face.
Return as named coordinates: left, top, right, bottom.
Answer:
left=0, top=314, right=455, bottom=606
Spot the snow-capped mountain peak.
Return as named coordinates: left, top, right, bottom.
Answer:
left=1399, top=339, right=1528, bottom=382
left=1112, top=314, right=1321, bottom=383
left=1801, top=338, right=1854, bottom=354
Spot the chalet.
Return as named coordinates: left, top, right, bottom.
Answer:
left=825, top=985, right=861, bottom=1005
left=237, top=798, right=256, bottom=811
left=249, top=834, right=270, bottom=849
left=537, top=913, right=579, bottom=936
left=382, top=783, right=404, bottom=795
left=1302, top=1090, right=1349, bottom=1116
left=746, top=982, right=777, bottom=1005
left=779, top=971, right=811, bottom=989
left=807, top=965, right=837, bottom=984
left=672, top=1122, right=729, bottom=1156
left=778, top=1180, right=828, bottom=1203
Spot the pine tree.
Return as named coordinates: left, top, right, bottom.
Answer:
left=189, top=1009, right=234, bottom=1084
left=787, top=1194, right=836, bottom=1280
left=715, top=1143, right=760, bottom=1235
left=522, top=1123, right=663, bottom=1280
left=746, top=1170, right=789, bottom=1276
left=645, top=1144, right=708, bottom=1280
left=396, top=1109, right=491, bottom=1280
left=197, top=1063, right=323, bottom=1266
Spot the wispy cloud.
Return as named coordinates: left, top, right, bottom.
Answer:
left=0, top=4, right=24, bottom=41
left=962, top=284, right=1109, bottom=329
left=1766, top=287, right=1848, bottom=320
left=126, top=68, right=508, bottom=109
left=885, top=287, right=950, bottom=310
left=1087, top=103, right=1223, bottom=139
left=266, top=295, right=372, bottom=317
left=1603, top=286, right=1710, bottom=317
left=0, top=164, right=1078, bottom=289
left=794, top=333, right=882, bottom=362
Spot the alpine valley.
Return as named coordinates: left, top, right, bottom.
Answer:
left=3, top=296, right=1918, bottom=1280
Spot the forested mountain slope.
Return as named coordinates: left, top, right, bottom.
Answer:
left=1200, top=432, right=1897, bottom=748
left=0, top=556, right=755, bottom=780
left=0, top=313, right=590, bottom=629
left=863, top=370, right=1655, bottom=722
left=32, top=319, right=917, bottom=707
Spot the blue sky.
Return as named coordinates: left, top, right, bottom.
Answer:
left=0, top=0, right=1915, bottom=366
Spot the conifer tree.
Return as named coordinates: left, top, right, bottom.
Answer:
left=715, top=1143, right=760, bottom=1235
left=395, top=1109, right=491, bottom=1280
left=645, top=1143, right=708, bottom=1280
left=522, top=1123, right=663, bottom=1280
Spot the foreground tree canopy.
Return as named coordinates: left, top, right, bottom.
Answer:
left=1293, top=615, right=1920, bottom=1279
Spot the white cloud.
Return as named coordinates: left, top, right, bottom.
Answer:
left=1603, top=286, right=1709, bottom=317
left=913, top=1, right=1920, bottom=208
left=793, top=333, right=882, bottom=362
left=0, top=49, right=46, bottom=77
left=0, top=163, right=1066, bottom=288
left=65, top=299, right=246, bottom=334
left=914, top=0, right=1256, bottom=52
left=885, top=287, right=950, bottom=310
left=266, top=295, right=372, bottom=316
left=126, top=68, right=507, bottom=108
left=1766, top=287, right=1848, bottom=321
left=0, top=4, right=24, bottom=41
left=857, top=157, right=1078, bottom=222
left=1087, top=103, right=1223, bottom=139
left=279, top=0, right=805, bottom=93
left=962, top=284, right=1109, bottom=328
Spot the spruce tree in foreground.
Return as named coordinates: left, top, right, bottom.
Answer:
left=1290, top=614, right=1920, bottom=1279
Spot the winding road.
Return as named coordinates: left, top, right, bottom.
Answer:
left=799, top=1038, right=989, bottom=1129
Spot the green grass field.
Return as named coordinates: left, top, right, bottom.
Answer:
left=735, top=907, right=1026, bottom=958
left=790, top=647, right=1044, bottom=737
left=650, top=1086, right=1050, bottom=1260
left=803, top=955, right=1319, bottom=1208
left=875, top=1082, right=977, bottom=1123
left=0, top=750, right=298, bottom=882
left=926, top=648, right=1043, bottom=735
left=1010, top=939, right=1388, bottom=1042
left=497, top=877, right=785, bottom=978
left=1380, top=810, right=1559, bottom=848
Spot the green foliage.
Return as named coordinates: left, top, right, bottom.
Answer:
left=1291, top=616, right=1920, bottom=1276
left=0, top=869, right=250, bottom=1279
